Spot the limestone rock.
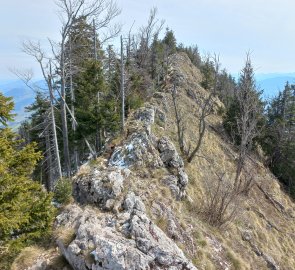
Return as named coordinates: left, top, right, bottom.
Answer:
left=158, top=137, right=189, bottom=198
left=109, top=105, right=164, bottom=169
left=162, top=175, right=180, bottom=197
left=109, top=131, right=163, bottom=168
left=158, top=136, right=184, bottom=168
left=56, top=199, right=197, bottom=270
left=133, top=105, right=155, bottom=128
left=178, top=168, right=189, bottom=187
left=123, top=192, right=145, bottom=213
left=241, top=230, right=252, bottom=242
left=155, top=108, right=166, bottom=125
left=73, top=167, right=125, bottom=209
left=263, top=254, right=280, bottom=270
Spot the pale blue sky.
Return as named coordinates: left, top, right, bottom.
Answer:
left=1, top=0, right=295, bottom=80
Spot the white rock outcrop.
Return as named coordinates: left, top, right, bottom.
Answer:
left=73, top=167, right=127, bottom=209
left=56, top=195, right=197, bottom=270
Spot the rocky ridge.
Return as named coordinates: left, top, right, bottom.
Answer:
left=16, top=53, right=295, bottom=270
left=54, top=103, right=196, bottom=269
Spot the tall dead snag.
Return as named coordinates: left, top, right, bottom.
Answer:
left=233, top=54, right=263, bottom=192
left=21, top=41, right=63, bottom=188
left=120, top=35, right=125, bottom=131
left=137, top=7, right=164, bottom=69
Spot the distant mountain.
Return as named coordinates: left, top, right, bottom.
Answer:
left=233, top=73, right=295, bottom=100
left=0, top=80, right=40, bottom=128
left=257, top=75, right=295, bottom=100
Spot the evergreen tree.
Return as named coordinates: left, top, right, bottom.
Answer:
left=21, top=91, right=60, bottom=190
left=216, top=69, right=236, bottom=108
left=0, top=93, right=14, bottom=125
left=75, top=59, right=120, bottom=153
left=223, top=55, right=264, bottom=189
left=162, top=28, right=177, bottom=56
left=262, top=82, right=295, bottom=197
left=150, top=33, right=165, bottom=83
left=0, top=92, right=55, bottom=269
left=200, top=57, right=215, bottom=91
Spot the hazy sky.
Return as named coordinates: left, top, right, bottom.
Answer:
left=1, top=0, right=295, bottom=80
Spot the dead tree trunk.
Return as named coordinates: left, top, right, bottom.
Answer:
left=44, top=113, right=53, bottom=190
left=121, top=35, right=125, bottom=131
left=60, top=33, right=71, bottom=177
left=49, top=62, right=63, bottom=181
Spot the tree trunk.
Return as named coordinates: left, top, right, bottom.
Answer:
left=44, top=115, right=53, bottom=191
left=48, top=67, right=62, bottom=182
left=60, top=39, right=71, bottom=177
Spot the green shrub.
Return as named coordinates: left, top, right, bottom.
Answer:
left=54, top=178, right=73, bottom=205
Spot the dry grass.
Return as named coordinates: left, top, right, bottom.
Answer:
left=155, top=216, right=168, bottom=232
left=53, top=227, right=76, bottom=247
left=146, top=54, right=295, bottom=269
left=11, top=246, right=45, bottom=270
left=12, top=247, right=72, bottom=270
left=76, top=163, right=91, bottom=177
left=226, top=251, right=243, bottom=270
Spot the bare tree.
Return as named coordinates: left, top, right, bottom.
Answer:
left=233, top=53, right=263, bottom=191
left=171, top=84, right=186, bottom=156
left=170, top=54, right=220, bottom=163
left=120, top=35, right=125, bottom=131
left=187, top=55, right=220, bottom=162
left=137, top=7, right=165, bottom=69
left=203, top=172, right=240, bottom=227
left=15, top=41, right=63, bottom=188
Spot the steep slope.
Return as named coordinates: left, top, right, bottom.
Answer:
left=14, top=53, right=295, bottom=270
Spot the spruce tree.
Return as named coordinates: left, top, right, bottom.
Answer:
left=75, top=59, right=120, bottom=152
left=0, top=93, right=14, bottom=125
left=262, top=83, right=295, bottom=196
left=0, top=92, right=55, bottom=269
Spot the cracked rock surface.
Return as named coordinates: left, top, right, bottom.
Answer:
left=56, top=194, right=197, bottom=270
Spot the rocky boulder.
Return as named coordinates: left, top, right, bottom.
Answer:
left=109, top=105, right=164, bottom=169
left=133, top=105, right=155, bottom=134
left=108, top=105, right=189, bottom=199
left=56, top=195, right=197, bottom=270
left=158, top=137, right=184, bottom=168
left=158, top=137, right=189, bottom=199
left=109, top=131, right=163, bottom=168
left=73, top=166, right=129, bottom=209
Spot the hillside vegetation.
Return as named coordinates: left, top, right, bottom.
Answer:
left=11, top=52, right=295, bottom=270
left=1, top=1, right=294, bottom=269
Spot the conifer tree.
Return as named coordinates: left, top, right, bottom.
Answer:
left=223, top=54, right=264, bottom=190
left=75, top=59, right=120, bottom=153
left=200, top=57, right=215, bottom=90
left=0, top=92, right=55, bottom=269
left=0, top=93, right=14, bottom=125
left=262, top=82, right=295, bottom=196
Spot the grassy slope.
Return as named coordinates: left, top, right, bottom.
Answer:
left=144, top=53, right=295, bottom=269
